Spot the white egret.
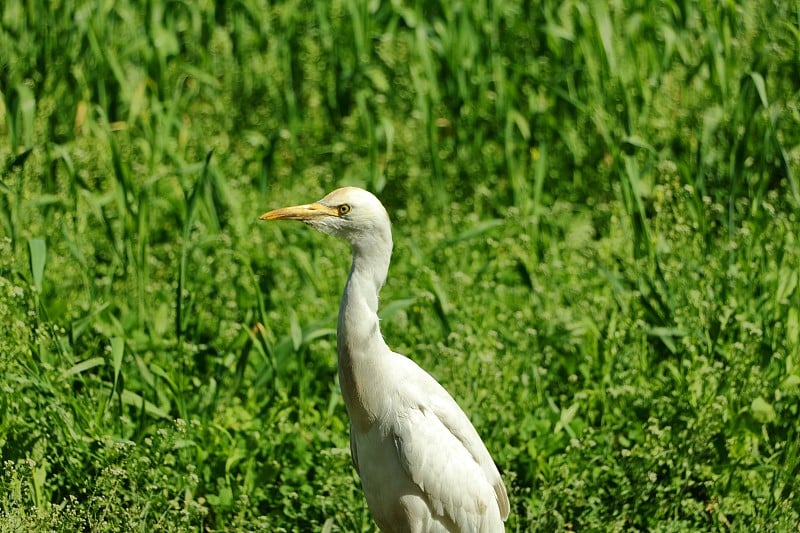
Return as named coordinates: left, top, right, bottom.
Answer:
left=260, top=187, right=509, bottom=532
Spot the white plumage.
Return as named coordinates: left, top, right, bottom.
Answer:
left=261, top=187, right=509, bottom=532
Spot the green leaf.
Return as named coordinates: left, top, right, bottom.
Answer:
left=28, top=237, right=46, bottom=293
left=62, top=357, right=105, bottom=379
left=781, top=375, right=800, bottom=390
left=303, top=326, right=336, bottom=344
left=11, top=83, right=36, bottom=150
left=289, top=309, right=302, bottom=351
left=426, top=272, right=451, bottom=335
left=748, top=72, right=769, bottom=109
left=555, top=402, right=580, bottom=435
left=508, top=109, right=530, bottom=141
left=444, top=219, right=504, bottom=245
left=120, top=389, right=169, bottom=419
left=787, top=307, right=799, bottom=348
left=110, top=337, right=124, bottom=394
left=622, top=135, right=657, bottom=154
left=750, top=396, right=776, bottom=423
left=592, top=0, right=616, bottom=74
left=379, top=298, right=416, bottom=321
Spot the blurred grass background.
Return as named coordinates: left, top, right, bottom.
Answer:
left=1, top=0, right=799, bottom=531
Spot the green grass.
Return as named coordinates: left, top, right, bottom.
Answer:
left=1, top=0, right=799, bottom=531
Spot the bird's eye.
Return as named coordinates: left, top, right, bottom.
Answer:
left=338, top=204, right=351, bottom=216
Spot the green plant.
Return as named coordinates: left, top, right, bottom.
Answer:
left=1, top=0, right=798, bottom=530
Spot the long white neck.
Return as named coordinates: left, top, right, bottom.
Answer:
left=337, top=235, right=392, bottom=431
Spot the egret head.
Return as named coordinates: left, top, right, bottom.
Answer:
left=260, top=187, right=393, bottom=249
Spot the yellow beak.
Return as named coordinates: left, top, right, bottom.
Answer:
left=259, top=202, right=337, bottom=221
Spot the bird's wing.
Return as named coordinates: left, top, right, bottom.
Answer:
left=423, top=380, right=510, bottom=520
left=393, top=405, right=504, bottom=531
left=391, top=354, right=509, bottom=525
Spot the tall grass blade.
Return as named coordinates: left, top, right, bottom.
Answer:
left=8, top=84, right=36, bottom=151
left=28, top=237, right=46, bottom=294
left=444, top=219, right=504, bottom=246
left=531, top=144, right=547, bottom=230
left=176, top=151, right=213, bottom=338
left=289, top=309, right=302, bottom=352
left=120, top=389, right=169, bottom=419
left=426, top=272, right=451, bottom=335
left=379, top=298, right=416, bottom=321
left=110, top=336, right=125, bottom=396
left=591, top=0, right=617, bottom=75
left=61, top=357, right=105, bottom=379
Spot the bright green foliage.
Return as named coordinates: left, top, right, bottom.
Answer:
left=1, top=0, right=799, bottom=531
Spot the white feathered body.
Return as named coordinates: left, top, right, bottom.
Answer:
left=263, top=187, right=509, bottom=532
left=347, top=352, right=508, bottom=533
left=335, top=205, right=509, bottom=532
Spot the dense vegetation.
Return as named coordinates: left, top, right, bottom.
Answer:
left=1, top=0, right=799, bottom=530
